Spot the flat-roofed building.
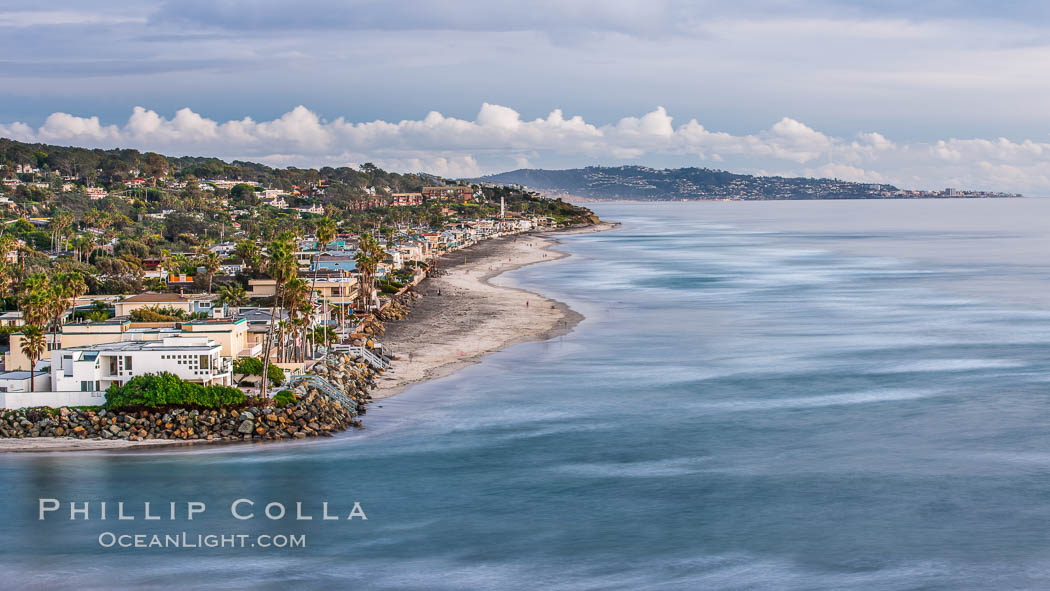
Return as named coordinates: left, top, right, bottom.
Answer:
left=113, top=292, right=225, bottom=318
left=390, top=192, right=423, bottom=207
left=51, top=337, right=232, bottom=391
left=421, top=185, right=474, bottom=203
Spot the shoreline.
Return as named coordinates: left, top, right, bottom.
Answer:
left=371, top=222, right=617, bottom=399
left=0, top=437, right=184, bottom=453
left=0, top=222, right=617, bottom=453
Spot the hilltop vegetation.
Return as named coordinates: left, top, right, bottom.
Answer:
left=0, top=138, right=592, bottom=235
left=0, top=137, right=595, bottom=301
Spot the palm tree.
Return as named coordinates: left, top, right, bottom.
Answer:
left=62, top=272, right=87, bottom=324
left=171, top=253, right=188, bottom=279
left=354, top=233, right=385, bottom=313
left=199, top=251, right=222, bottom=293
left=311, top=216, right=337, bottom=350
left=217, top=285, right=248, bottom=313
left=50, top=212, right=73, bottom=253
left=259, top=233, right=296, bottom=398
left=47, top=282, right=71, bottom=332
left=21, top=325, right=46, bottom=392
left=234, top=240, right=261, bottom=274
left=282, top=278, right=311, bottom=361
left=18, top=275, right=51, bottom=328
left=159, top=249, right=174, bottom=284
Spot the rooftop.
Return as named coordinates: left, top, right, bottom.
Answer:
left=0, top=371, right=32, bottom=380
left=62, top=337, right=219, bottom=353
left=118, top=292, right=216, bottom=303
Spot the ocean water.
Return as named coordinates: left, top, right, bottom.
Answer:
left=6, top=200, right=1050, bottom=589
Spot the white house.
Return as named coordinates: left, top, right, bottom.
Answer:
left=0, top=311, right=24, bottom=328
left=50, top=337, right=233, bottom=392
left=84, top=186, right=108, bottom=200
left=295, top=203, right=324, bottom=215
left=0, top=370, right=51, bottom=393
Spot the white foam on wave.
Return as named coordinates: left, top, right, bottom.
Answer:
left=871, top=358, right=1026, bottom=373
left=550, top=457, right=711, bottom=479
left=691, top=388, right=947, bottom=413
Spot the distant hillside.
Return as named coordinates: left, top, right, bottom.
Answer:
left=474, top=166, right=1021, bottom=200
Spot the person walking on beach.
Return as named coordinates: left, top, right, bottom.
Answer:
left=526, top=300, right=529, bottom=308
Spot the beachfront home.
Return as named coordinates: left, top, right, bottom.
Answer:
left=4, top=333, right=60, bottom=371
left=311, top=254, right=357, bottom=273
left=50, top=337, right=233, bottom=392
left=113, top=292, right=225, bottom=318
left=0, top=370, right=51, bottom=393
left=248, top=276, right=359, bottom=309
left=58, top=317, right=253, bottom=359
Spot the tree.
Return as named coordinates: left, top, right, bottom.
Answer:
left=259, top=233, right=296, bottom=399
left=281, top=277, right=311, bottom=362
left=311, top=216, right=337, bottom=350
left=159, top=249, right=174, bottom=283
left=50, top=211, right=73, bottom=252
left=141, top=152, right=169, bottom=186
left=217, top=284, right=248, bottom=311
left=20, top=325, right=46, bottom=392
left=230, top=183, right=259, bottom=206
left=18, top=274, right=51, bottom=327
left=198, top=250, right=222, bottom=293
left=354, top=233, right=385, bottom=312
left=233, top=240, right=261, bottom=275
left=231, top=357, right=285, bottom=387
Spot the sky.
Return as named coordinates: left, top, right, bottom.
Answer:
left=2, top=0, right=1050, bottom=193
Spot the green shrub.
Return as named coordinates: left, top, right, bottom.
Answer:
left=268, top=364, right=286, bottom=386
left=273, top=390, right=296, bottom=408
left=232, top=356, right=263, bottom=376
left=105, top=372, right=246, bottom=409
left=129, top=306, right=187, bottom=322
left=232, top=357, right=285, bottom=385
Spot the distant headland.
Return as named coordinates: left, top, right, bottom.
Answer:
left=473, top=165, right=1023, bottom=201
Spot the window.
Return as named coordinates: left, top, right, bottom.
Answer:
left=124, top=356, right=132, bottom=371
left=80, top=380, right=93, bottom=392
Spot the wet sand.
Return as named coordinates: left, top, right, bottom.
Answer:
left=372, top=223, right=615, bottom=398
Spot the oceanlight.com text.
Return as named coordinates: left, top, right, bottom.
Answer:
left=97, top=531, right=307, bottom=549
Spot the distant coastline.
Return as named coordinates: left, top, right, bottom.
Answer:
left=473, top=165, right=1023, bottom=201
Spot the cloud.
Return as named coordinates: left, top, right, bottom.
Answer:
left=4, top=103, right=1050, bottom=193
left=0, top=10, right=146, bottom=28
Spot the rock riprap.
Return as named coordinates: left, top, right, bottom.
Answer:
left=0, top=351, right=381, bottom=444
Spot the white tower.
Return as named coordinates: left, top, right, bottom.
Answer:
left=500, top=195, right=505, bottom=219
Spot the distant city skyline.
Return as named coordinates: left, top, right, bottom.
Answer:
left=3, top=1, right=1050, bottom=193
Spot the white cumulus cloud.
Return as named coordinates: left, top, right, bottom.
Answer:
left=3, top=103, right=1050, bottom=194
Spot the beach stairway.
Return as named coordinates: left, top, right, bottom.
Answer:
left=330, top=344, right=389, bottom=370
left=284, top=374, right=359, bottom=411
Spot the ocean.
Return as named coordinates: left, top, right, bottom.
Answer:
left=6, top=199, right=1050, bottom=589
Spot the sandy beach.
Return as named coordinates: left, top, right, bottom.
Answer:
left=0, top=223, right=614, bottom=452
left=0, top=437, right=181, bottom=453
left=373, top=223, right=615, bottom=398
